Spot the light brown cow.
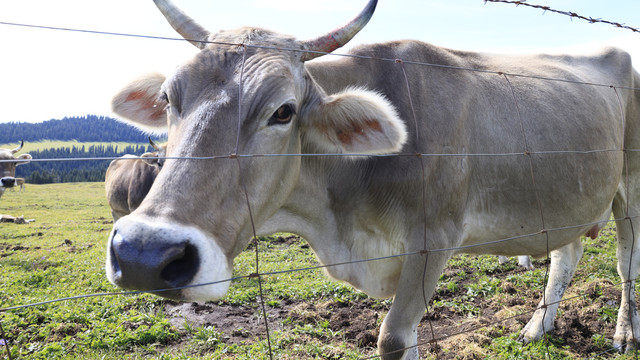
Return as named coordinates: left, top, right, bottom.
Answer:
left=105, top=0, right=640, bottom=358
left=0, top=141, right=31, bottom=200
left=9, top=178, right=26, bottom=192
left=105, top=139, right=166, bottom=222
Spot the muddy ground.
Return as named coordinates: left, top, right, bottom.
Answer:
left=164, top=242, right=621, bottom=359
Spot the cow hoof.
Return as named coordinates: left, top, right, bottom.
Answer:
left=518, top=312, right=554, bottom=344
left=378, top=331, right=419, bottom=360
left=516, top=331, right=538, bottom=345
left=613, top=332, right=639, bottom=353
left=612, top=341, right=638, bottom=354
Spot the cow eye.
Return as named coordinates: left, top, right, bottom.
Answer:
left=157, top=91, right=169, bottom=104
left=269, top=104, right=295, bottom=125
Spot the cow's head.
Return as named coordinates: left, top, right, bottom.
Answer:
left=106, top=0, right=406, bottom=301
left=140, top=137, right=167, bottom=169
left=0, top=141, right=32, bottom=196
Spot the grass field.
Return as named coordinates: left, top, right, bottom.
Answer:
left=0, top=140, right=148, bottom=153
left=0, top=183, right=638, bottom=359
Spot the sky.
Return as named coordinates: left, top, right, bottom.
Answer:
left=0, top=0, right=639, bottom=124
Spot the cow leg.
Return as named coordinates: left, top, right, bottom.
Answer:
left=378, top=251, right=451, bottom=360
left=519, top=238, right=583, bottom=343
left=612, top=201, right=640, bottom=352
left=517, top=255, right=534, bottom=270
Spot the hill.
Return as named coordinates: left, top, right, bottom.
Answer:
left=0, top=115, right=150, bottom=143
left=1, top=115, right=166, bottom=184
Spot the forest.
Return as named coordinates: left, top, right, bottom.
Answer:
left=18, top=144, right=155, bottom=184
left=0, top=115, right=150, bottom=143
left=3, top=115, right=164, bottom=184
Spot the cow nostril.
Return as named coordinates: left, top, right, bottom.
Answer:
left=161, top=243, right=200, bottom=288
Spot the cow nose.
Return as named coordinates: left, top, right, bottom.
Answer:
left=109, top=230, right=200, bottom=297
left=0, top=177, right=15, bottom=187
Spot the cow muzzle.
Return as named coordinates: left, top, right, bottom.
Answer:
left=106, top=216, right=232, bottom=301
left=0, top=177, right=16, bottom=188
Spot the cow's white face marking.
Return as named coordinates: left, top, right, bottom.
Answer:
left=106, top=215, right=232, bottom=301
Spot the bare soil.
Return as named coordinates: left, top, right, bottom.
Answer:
left=164, top=248, right=621, bottom=359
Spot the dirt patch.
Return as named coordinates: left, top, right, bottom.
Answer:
left=58, top=239, right=94, bottom=253
left=0, top=242, right=42, bottom=257
left=165, top=297, right=385, bottom=349
left=166, top=302, right=277, bottom=344
left=162, top=254, right=621, bottom=358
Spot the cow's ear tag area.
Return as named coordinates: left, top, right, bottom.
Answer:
left=140, top=152, right=161, bottom=167
left=112, top=73, right=168, bottom=132
left=305, top=88, right=407, bottom=156
left=16, top=153, right=32, bottom=166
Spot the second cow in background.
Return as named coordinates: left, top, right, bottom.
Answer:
left=105, top=138, right=166, bottom=222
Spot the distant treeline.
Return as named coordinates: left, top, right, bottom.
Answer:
left=16, top=144, right=155, bottom=184
left=0, top=115, right=149, bottom=144
left=3, top=115, right=165, bottom=184
left=16, top=145, right=153, bottom=184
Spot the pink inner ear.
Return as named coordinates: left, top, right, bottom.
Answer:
left=126, top=90, right=166, bottom=122
left=125, top=90, right=147, bottom=101
left=336, top=119, right=383, bottom=146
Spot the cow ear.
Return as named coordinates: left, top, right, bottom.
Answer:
left=140, top=152, right=161, bottom=167
left=16, top=153, right=31, bottom=166
left=111, top=73, right=168, bottom=132
left=304, top=88, right=407, bottom=155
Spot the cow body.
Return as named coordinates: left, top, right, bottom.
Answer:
left=105, top=144, right=165, bottom=222
left=0, top=141, right=31, bottom=199
left=105, top=1, right=640, bottom=358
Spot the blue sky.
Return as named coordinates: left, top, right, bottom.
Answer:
left=0, top=0, right=639, bottom=123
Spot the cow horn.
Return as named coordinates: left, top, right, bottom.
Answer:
left=11, top=140, right=24, bottom=154
left=300, top=0, right=377, bottom=62
left=153, top=0, right=211, bottom=49
left=148, top=137, right=160, bottom=151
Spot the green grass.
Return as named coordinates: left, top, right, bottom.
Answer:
left=0, top=183, right=637, bottom=359
left=0, top=140, right=148, bottom=153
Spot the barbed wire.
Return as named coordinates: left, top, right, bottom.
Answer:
left=484, top=0, right=640, bottom=34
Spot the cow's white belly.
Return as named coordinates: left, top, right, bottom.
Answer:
left=459, top=206, right=612, bottom=258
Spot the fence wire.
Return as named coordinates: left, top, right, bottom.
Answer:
left=2, top=2, right=640, bottom=360
left=484, top=0, right=640, bottom=34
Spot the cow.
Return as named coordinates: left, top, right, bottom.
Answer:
left=105, top=138, right=166, bottom=222
left=0, top=141, right=31, bottom=200
left=15, top=178, right=25, bottom=192
left=104, top=0, right=640, bottom=358
left=9, top=178, right=26, bottom=193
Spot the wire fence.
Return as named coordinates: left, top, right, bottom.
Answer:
left=2, top=2, right=640, bottom=359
